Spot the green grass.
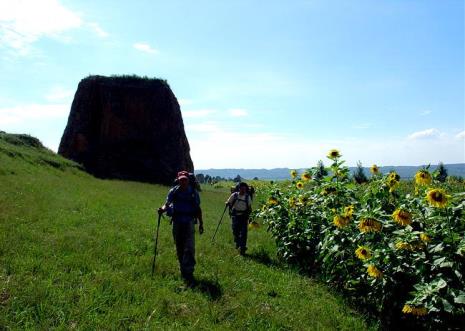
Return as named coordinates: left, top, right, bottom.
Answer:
left=0, top=133, right=375, bottom=330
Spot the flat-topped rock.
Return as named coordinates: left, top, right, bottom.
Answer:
left=58, top=75, right=193, bottom=184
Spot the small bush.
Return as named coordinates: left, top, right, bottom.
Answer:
left=0, top=132, right=44, bottom=149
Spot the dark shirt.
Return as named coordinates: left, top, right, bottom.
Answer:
left=165, top=186, right=200, bottom=223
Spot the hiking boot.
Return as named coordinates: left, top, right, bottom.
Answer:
left=239, top=247, right=247, bottom=256
left=186, top=278, right=196, bottom=288
left=183, top=274, right=196, bottom=288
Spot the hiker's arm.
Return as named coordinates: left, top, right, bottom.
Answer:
left=246, top=196, right=253, bottom=219
left=198, top=209, right=204, bottom=234
left=158, top=189, right=174, bottom=214
left=225, top=193, right=234, bottom=206
left=195, top=191, right=204, bottom=234
left=158, top=203, right=168, bottom=215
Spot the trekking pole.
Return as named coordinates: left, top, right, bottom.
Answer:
left=212, top=204, right=228, bottom=242
left=151, top=212, right=162, bottom=277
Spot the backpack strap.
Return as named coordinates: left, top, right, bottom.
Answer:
left=243, top=193, right=251, bottom=212
left=228, top=192, right=238, bottom=215
left=169, top=185, right=180, bottom=202
left=231, top=192, right=239, bottom=205
left=229, top=192, right=251, bottom=216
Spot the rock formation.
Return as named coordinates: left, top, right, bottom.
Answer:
left=58, top=75, right=193, bottom=184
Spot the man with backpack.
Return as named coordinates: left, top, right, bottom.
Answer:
left=226, top=182, right=252, bottom=255
left=158, top=171, right=203, bottom=287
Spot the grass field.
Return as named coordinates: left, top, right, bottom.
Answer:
left=0, top=133, right=374, bottom=330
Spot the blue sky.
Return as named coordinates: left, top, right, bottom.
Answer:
left=0, top=0, right=463, bottom=168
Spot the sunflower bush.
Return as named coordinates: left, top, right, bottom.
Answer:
left=255, top=151, right=465, bottom=329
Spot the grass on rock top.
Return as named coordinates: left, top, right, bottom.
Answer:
left=0, top=133, right=373, bottom=330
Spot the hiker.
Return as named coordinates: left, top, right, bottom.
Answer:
left=226, top=182, right=252, bottom=255
left=158, top=171, right=203, bottom=286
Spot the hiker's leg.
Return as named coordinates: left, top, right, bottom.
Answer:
left=238, top=215, right=248, bottom=251
left=231, top=216, right=240, bottom=248
left=242, top=216, right=249, bottom=249
left=172, top=222, right=185, bottom=270
left=181, top=221, right=196, bottom=280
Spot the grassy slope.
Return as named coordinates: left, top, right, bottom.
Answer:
left=0, top=134, right=374, bottom=330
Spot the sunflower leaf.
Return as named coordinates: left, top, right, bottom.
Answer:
left=454, top=294, right=465, bottom=304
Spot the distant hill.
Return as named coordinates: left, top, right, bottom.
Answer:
left=196, top=163, right=465, bottom=180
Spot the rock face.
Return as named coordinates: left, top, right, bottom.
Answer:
left=58, top=75, right=193, bottom=184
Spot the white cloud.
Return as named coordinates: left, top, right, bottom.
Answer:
left=187, top=125, right=465, bottom=168
left=0, top=0, right=106, bottom=55
left=335, top=137, right=464, bottom=168
left=133, top=42, right=158, bottom=54
left=0, top=103, right=69, bottom=125
left=183, top=109, right=216, bottom=118
left=407, top=128, right=441, bottom=140
left=228, top=108, right=248, bottom=117
left=45, top=86, right=74, bottom=102
left=420, top=110, right=432, bottom=116
left=86, top=22, right=108, bottom=38
left=456, top=131, right=465, bottom=139
left=184, top=119, right=465, bottom=168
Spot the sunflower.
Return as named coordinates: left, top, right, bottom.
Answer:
left=388, top=171, right=400, bottom=181
left=395, top=241, right=415, bottom=251
left=298, top=195, right=308, bottom=204
left=415, top=170, right=432, bottom=186
left=367, top=265, right=383, bottom=278
left=301, top=172, right=311, bottom=181
left=296, top=181, right=304, bottom=189
left=386, top=177, right=399, bottom=192
left=321, top=186, right=336, bottom=196
left=289, top=197, right=297, bottom=208
left=426, top=188, right=448, bottom=208
left=327, top=149, right=341, bottom=160
left=267, top=197, right=278, bottom=206
left=419, top=233, right=431, bottom=243
left=344, top=205, right=354, bottom=218
left=358, top=218, right=382, bottom=233
left=355, top=246, right=372, bottom=260
left=333, top=215, right=350, bottom=228
left=290, top=169, right=297, bottom=179
left=248, top=221, right=260, bottom=230
left=392, top=209, right=412, bottom=226
left=370, top=164, right=379, bottom=175
left=402, top=305, right=428, bottom=316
